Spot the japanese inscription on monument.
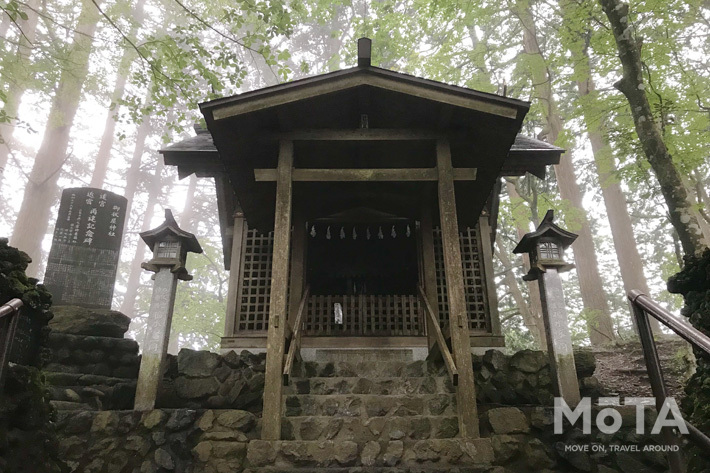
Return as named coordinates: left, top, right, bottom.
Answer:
left=44, top=188, right=127, bottom=309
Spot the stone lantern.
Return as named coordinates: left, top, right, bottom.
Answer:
left=134, top=209, right=203, bottom=411
left=514, top=209, right=580, bottom=405
left=514, top=210, right=577, bottom=281
left=140, top=209, right=202, bottom=281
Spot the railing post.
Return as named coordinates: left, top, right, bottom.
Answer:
left=631, top=300, right=686, bottom=473
left=0, top=299, right=23, bottom=391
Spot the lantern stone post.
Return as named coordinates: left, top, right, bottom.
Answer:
left=514, top=210, right=581, bottom=406
left=134, top=209, right=203, bottom=411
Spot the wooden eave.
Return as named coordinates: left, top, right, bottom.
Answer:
left=160, top=134, right=562, bottom=268
left=200, top=66, right=529, bottom=122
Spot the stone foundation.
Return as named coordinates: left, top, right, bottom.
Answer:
left=159, top=349, right=266, bottom=411
left=43, top=307, right=139, bottom=410
left=153, top=348, right=600, bottom=411
left=53, top=405, right=671, bottom=472
left=55, top=409, right=257, bottom=472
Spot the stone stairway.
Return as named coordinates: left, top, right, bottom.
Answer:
left=245, top=352, right=496, bottom=472
left=43, top=307, right=139, bottom=411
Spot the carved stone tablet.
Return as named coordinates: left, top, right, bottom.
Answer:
left=44, top=188, right=127, bottom=309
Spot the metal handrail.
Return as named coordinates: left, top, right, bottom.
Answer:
left=628, top=290, right=710, bottom=473
left=283, top=285, right=311, bottom=386
left=0, top=298, right=24, bottom=390
left=418, top=285, right=458, bottom=386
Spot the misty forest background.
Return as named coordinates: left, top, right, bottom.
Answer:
left=1, top=0, right=709, bottom=353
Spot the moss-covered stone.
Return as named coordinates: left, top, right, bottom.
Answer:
left=668, top=249, right=710, bottom=473
left=0, top=365, right=68, bottom=473
left=0, top=239, right=65, bottom=472
left=0, top=238, right=53, bottom=367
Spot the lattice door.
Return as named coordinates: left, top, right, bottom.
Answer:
left=433, top=225, right=489, bottom=331
left=236, top=228, right=274, bottom=332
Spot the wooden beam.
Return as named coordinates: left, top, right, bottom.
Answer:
left=420, top=197, right=440, bottom=353
left=270, top=129, right=444, bottom=141
left=223, top=210, right=246, bottom=339
left=436, top=138, right=480, bottom=439
left=287, top=207, right=307, bottom=328
left=211, top=73, right=519, bottom=121
left=254, top=168, right=478, bottom=182
left=261, top=140, right=294, bottom=440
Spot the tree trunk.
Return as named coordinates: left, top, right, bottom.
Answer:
left=88, top=0, right=146, bottom=189
left=516, top=3, right=616, bottom=345
left=599, top=0, right=708, bottom=257
left=179, top=174, right=198, bottom=232
left=0, top=0, right=41, bottom=187
left=495, top=240, right=546, bottom=348
left=167, top=173, right=198, bottom=354
left=119, top=155, right=163, bottom=317
left=10, top=0, right=102, bottom=277
left=505, top=180, right=548, bottom=349
left=570, top=36, right=662, bottom=333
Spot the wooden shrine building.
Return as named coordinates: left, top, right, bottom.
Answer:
left=161, top=39, right=563, bottom=439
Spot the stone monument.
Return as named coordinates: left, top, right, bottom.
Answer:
left=43, top=188, right=127, bottom=309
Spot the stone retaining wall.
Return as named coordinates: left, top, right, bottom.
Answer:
left=56, top=409, right=258, bottom=473
left=155, top=348, right=599, bottom=411
left=54, top=405, right=670, bottom=472
left=158, top=350, right=266, bottom=411
left=45, top=332, right=140, bottom=379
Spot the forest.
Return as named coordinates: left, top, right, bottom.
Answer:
left=0, top=0, right=708, bottom=355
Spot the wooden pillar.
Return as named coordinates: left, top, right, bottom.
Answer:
left=436, top=139, right=480, bottom=438
left=478, top=214, right=502, bottom=336
left=224, top=209, right=247, bottom=338
left=262, top=140, right=293, bottom=440
left=288, top=207, right=307, bottom=327
left=420, top=197, right=440, bottom=351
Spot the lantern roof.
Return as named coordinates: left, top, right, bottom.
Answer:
left=140, top=209, right=203, bottom=255
left=512, top=210, right=578, bottom=254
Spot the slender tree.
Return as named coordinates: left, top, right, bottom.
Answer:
left=560, top=1, right=661, bottom=332
left=514, top=1, right=616, bottom=344
left=505, top=180, right=548, bottom=348
left=89, top=0, right=146, bottom=189
left=496, top=240, right=546, bottom=348
left=599, top=0, right=708, bottom=257
left=0, top=0, right=40, bottom=187
left=119, top=154, right=163, bottom=317
left=10, top=0, right=102, bottom=276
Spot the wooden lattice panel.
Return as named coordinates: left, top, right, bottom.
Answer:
left=236, top=228, right=274, bottom=332
left=433, top=225, right=489, bottom=332
left=303, top=294, right=423, bottom=336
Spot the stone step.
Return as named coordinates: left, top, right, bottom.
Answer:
left=284, top=377, right=455, bottom=396
left=45, top=371, right=138, bottom=386
left=44, top=362, right=138, bottom=378
left=282, top=416, right=459, bottom=441
left=49, top=400, right=95, bottom=411
left=293, top=361, right=447, bottom=379
left=46, top=372, right=137, bottom=409
left=245, top=438, right=494, bottom=469
left=314, top=349, right=416, bottom=363
left=243, top=467, right=492, bottom=473
left=284, top=394, right=457, bottom=417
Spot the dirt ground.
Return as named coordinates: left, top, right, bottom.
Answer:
left=591, top=336, right=695, bottom=402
